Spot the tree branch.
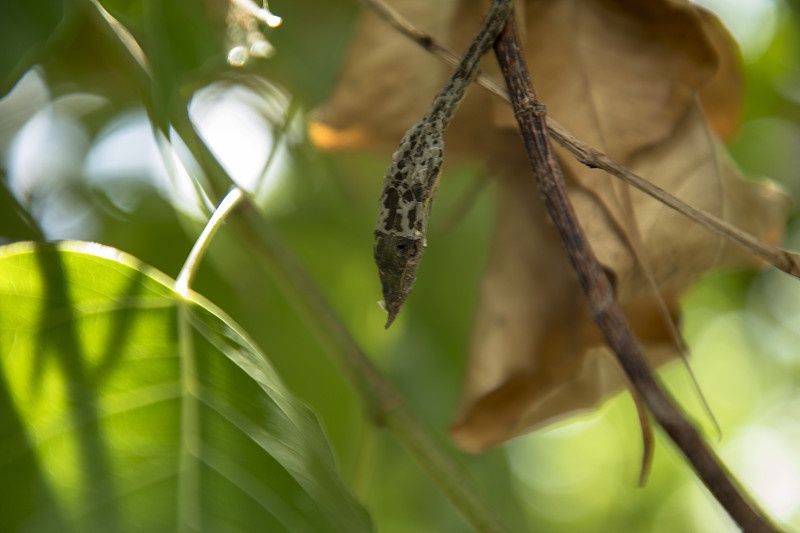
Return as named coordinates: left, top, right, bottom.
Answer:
left=492, top=11, right=781, bottom=533
left=358, top=0, right=800, bottom=279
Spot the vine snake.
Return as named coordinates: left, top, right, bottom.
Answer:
left=374, top=0, right=511, bottom=328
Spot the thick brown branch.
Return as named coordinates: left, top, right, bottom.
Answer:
left=493, top=11, right=781, bottom=533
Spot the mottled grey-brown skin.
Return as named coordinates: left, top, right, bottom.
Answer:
left=375, top=127, right=442, bottom=328
left=374, top=0, right=511, bottom=328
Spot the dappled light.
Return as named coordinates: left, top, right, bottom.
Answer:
left=188, top=79, right=296, bottom=208
left=5, top=75, right=97, bottom=240
left=85, top=109, right=202, bottom=217
left=1, top=0, right=800, bottom=532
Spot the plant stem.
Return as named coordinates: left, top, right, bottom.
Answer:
left=145, top=50, right=513, bottom=533
left=492, top=11, right=781, bottom=533
left=175, top=187, right=244, bottom=297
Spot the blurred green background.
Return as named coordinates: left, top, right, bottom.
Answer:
left=1, top=0, right=800, bottom=531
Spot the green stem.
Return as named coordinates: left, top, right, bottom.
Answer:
left=175, top=187, right=244, bottom=296
left=164, top=78, right=511, bottom=533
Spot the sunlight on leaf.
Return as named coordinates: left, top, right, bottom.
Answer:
left=90, top=0, right=150, bottom=74
left=0, top=241, right=372, bottom=533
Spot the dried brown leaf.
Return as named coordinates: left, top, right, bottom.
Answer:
left=310, top=0, right=790, bottom=453
left=309, top=0, right=501, bottom=157
left=310, top=0, right=460, bottom=152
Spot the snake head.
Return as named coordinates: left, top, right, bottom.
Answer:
left=374, top=231, right=426, bottom=328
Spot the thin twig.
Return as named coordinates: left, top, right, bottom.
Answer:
left=549, top=124, right=800, bottom=277
left=493, top=11, right=780, bottom=533
left=358, top=0, right=800, bottom=279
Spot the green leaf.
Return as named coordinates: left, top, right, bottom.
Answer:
left=0, top=241, right=373, bottom=533
left=0, top=181, right=44, bottom=243
left=0, top=0, right=69, bottom=96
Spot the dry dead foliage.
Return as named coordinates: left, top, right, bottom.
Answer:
left=311, top=0, right=789, bottom=453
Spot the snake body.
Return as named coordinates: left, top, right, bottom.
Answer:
left=374, top=0, right=511, bottom=328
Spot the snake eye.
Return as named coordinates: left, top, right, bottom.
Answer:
left=394, top=242, right=407, bottom=256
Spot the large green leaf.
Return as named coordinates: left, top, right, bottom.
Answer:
left=0, top=241, right=373, bottom=533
